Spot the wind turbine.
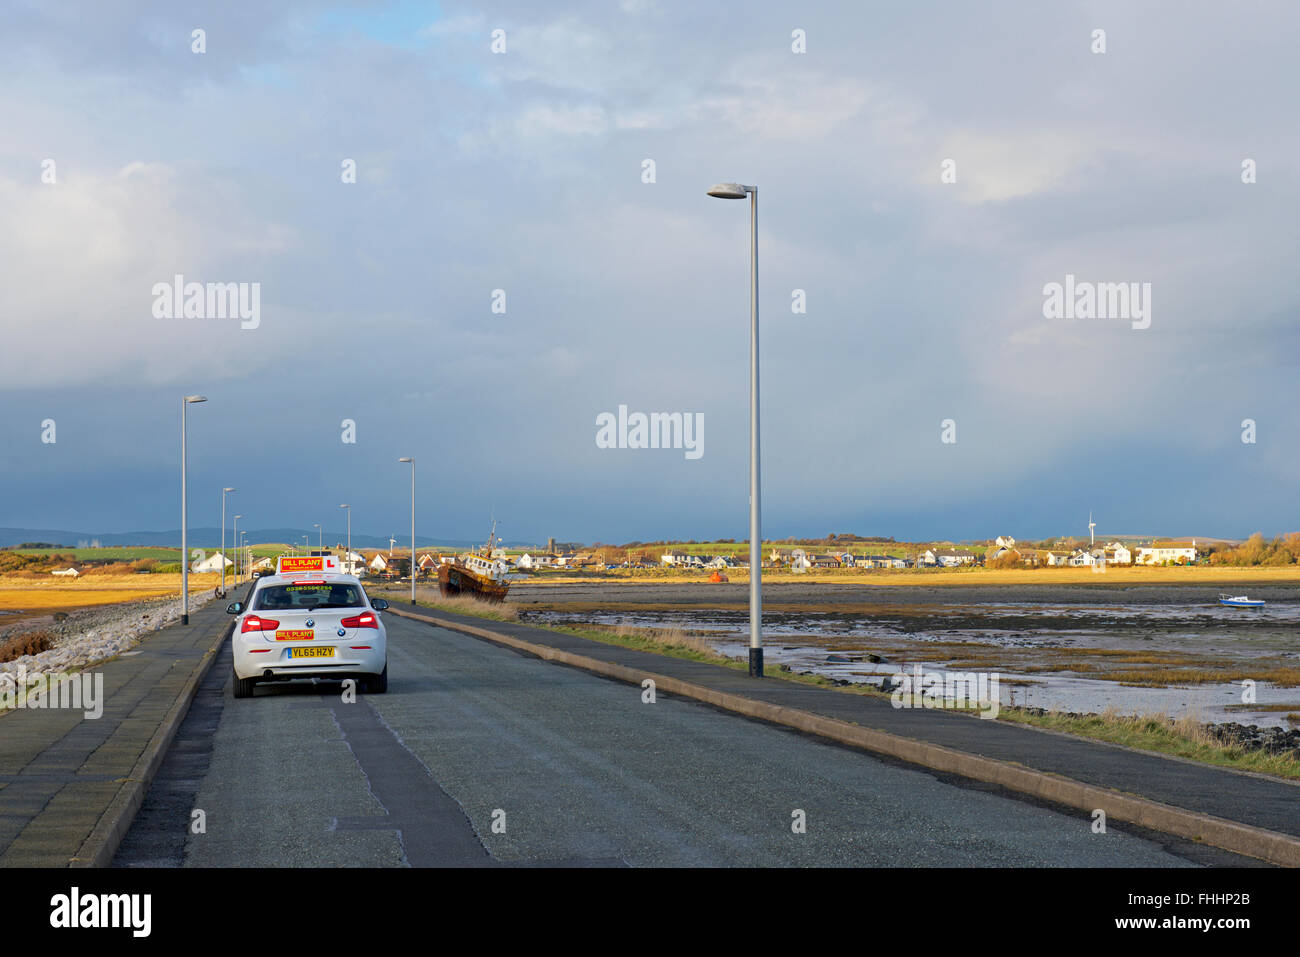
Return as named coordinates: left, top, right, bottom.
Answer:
left=389, top=535, right=397, bottom=556
left=1089, top=511, right=1096, bottom=547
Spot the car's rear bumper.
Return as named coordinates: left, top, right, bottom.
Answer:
left=233, top=634, right=386, bottom=680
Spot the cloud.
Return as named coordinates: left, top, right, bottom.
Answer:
left=1, top=1, right=1298, bottom=541
left=0, top=162, right=298, bottom=389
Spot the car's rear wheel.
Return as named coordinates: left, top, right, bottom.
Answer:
left=233, top=668, right=257, bottom=699
left=366, top=664, right=388, bottom=694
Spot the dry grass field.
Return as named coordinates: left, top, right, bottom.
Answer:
left=0, top=573, right=224, bottom=626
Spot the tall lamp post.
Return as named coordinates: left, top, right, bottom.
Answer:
left=707, top=181, right=763, bottom=677
left=181, top=395, right=207, bottom=625
left=240, top=531, right=248, bottom=582
left=398, top=457, right=415, bottom=604
left=340, top=504, right=351, bottom=573
left=313, top=523, right=322, bottom=556
left=220, top=487, right=236, bottom=597
left=233, top=514, right=243, bottom=581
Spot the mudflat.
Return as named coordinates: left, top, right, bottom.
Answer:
left=508, top=579, right=1298, bottom=609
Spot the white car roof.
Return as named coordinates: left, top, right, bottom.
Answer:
left=255, top=571, right=364, bottom=589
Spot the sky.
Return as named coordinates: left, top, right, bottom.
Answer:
left=1, top=0, right=1296, bottom=546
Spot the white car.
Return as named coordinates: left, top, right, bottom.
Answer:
left=226, top=555, right=389, bottom=698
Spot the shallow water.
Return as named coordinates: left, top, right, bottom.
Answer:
left=524, top=601, right=1300, bottom=729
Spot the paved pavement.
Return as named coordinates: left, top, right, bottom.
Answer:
left=115, top=613, right=1247, bottom=867
left=0, top=592, right=234, bottom=867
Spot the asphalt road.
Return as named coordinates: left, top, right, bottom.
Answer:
left=114, top=614, right=1239, bottom=867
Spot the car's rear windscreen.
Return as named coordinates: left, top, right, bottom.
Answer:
left=254, top=583, right=365, bottom=610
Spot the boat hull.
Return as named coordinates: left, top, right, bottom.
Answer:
left=437, top=562, right=510, bottom=602
left=1219, top=598, right=1265, bottom=607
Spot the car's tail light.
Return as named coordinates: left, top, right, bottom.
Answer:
left=341, top=612, right=378, bottom=630
left=241, top=615, right=280, bottom=633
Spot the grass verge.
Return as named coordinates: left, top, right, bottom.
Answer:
left=996, top=707, right=1300, bottom=780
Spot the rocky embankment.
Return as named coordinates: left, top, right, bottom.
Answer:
left=1010, top=706, right=1300, bottom=760
left=859, top=676, right=1300, bottom=759
left=0, top=590, right=220, bottom=695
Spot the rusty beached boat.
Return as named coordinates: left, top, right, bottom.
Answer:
left=437, top=521, right=511, bottom=603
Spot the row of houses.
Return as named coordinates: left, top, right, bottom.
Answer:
left=665, top=538, right=1200, bottom=571
left=182, top=535, right=1203, bottom=580
left=998, top=537, right=1198, bottom=567
left=663, top=548, right=920, bottom=570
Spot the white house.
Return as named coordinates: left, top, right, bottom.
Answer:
left=1105, top=543, right=1132, bottom=564
left=923, top=548, right=976, bottom=567
left=369, top=553, right=389, bottom=572
left=191, top=553, right=233, bottom=573
left=994, top=536, right=1017, bottom=550
left=1046, top=552, right=1071, bottom=566
left=1069, top=548, right=1095, bottom=566
left=770, top=547, right=807, bottom=565
left=1136, top=544, right=1197, bottom=565
left=50, top=567, right=80, bottom=577
left=661, top=550, right=688, bottom=566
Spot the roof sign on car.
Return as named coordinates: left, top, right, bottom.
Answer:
left=277, top=556, right=339, bottom=574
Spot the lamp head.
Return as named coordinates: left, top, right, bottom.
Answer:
left=707, top=183, right=750, bottom=199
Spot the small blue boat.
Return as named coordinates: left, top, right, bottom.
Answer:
left=1219, top=594, right=1265, bottom=607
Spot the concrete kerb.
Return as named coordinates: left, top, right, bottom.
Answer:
left=68, top=615, right=233, bottom=868
left=390, top=606, right=1300, bottom=868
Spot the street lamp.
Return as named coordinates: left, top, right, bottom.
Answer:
left=221, top=488, right=235, bottom=597
left=398, top=457, right=415, bottom=604
left=340, top=504, right=351, bottom=573
left=181, top=395, right=207, bottom=625
left=233, top=514, right=243, bottom=580
left=240, top=531, right=248, bottom=582
left=707, top=181, right=763, bottom=677
left=313, top=523, right=322, bottom=555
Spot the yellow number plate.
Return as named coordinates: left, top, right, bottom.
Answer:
left=276, top=630, right=314, bottom=641
left=289, top=646, right=335, bottom=658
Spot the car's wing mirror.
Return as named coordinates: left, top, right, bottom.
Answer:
left=226, top=601, right=243, bottom=614
left=371, top=599, right=389, bottom=611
